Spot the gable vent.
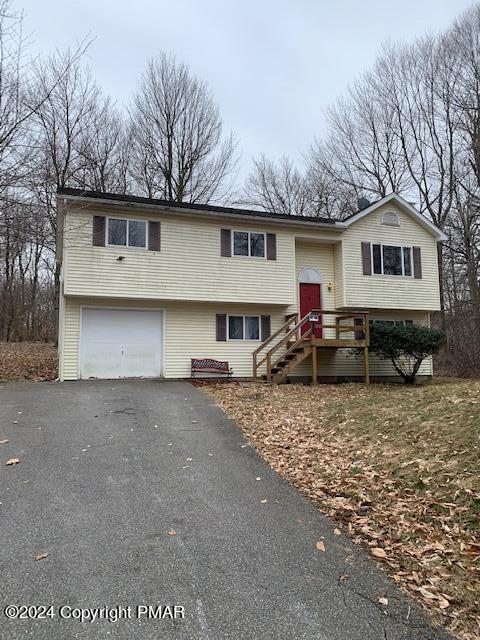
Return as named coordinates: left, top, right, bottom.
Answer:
left=381, top=211, right=400, bottom=226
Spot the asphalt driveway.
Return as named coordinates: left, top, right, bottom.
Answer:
left=0, top=380, right=451, bottom=640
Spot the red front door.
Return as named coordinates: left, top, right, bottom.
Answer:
left=300, top=283, right=322, bottom=337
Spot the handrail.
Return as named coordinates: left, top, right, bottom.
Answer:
left=252, top=313, right=297, bottom=359
left=252, top=309, right=370, bottom=380
left=253, top=313, right=298, bottom=378
left=271, top=327, right=312, bottom=372
left=262, top=312, right=313, bottom=381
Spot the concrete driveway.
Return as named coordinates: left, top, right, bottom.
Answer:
left=0, top=380, right=450, bottom=640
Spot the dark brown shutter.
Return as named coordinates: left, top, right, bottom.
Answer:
left=148, top=221, right=161, bottom=251
left=361, top=242, right=372, bottom=275
left=412, top=246, right=422, bottom=279
left=216, top=314, right=227, bottom=341
left=261, top=315, right=271, bottom=341
left=266, top=233, right=276, bottom=260
left=93, top=215, right=105, bottom=246
left=220, top=229, right=231, bottom=257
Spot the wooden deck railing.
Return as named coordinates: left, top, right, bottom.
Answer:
left=252, top=310, right=370, bottom=382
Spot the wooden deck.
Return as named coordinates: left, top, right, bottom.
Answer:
left=253, top=310, right=370, bottom=384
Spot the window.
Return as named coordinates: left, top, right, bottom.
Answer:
left=370, top=319, right=414, bottom=327
left=233, top=231, right=266, bottom=258
left=107, top=218, right=147, bottom=248
left=228, top=315, right=260, bottom=340
left=372, top=244, right=412, bottom=276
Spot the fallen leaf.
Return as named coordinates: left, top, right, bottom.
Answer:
left=334, top=528, right=341, bottom=536
left=378, top=596, right=389, bottom=606
left=5, top=458, right=19, bottom=466
left=167, top=530, right=177, bottom=536
left=316, top=540, right=326, bottom=552
left=260, top=499, right=268, bottom=503
left=372, top=548, right=387, bottom=559
left=419, top=586, right=436, bottom=600
left=0, top=438, right=9, bottom=445
left=35, top=552, right=49, bottom=561
left=438, top=597, right=450, bottom=609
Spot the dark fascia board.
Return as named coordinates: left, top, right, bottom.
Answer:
left=57, top=187, right=345, bottom=230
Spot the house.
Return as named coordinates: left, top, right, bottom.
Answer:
left=56, top=188, right=446, bottom=383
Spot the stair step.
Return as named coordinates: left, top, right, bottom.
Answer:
left=284, top=354, right=296, bottom=360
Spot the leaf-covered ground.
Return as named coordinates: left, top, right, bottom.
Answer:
left=0, top=342, right=58, bottom=381
left=203, top=380, right=480, bottom=640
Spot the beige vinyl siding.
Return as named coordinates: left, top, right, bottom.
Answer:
left=290, top=310, right=433, bottom=378
left=59, top=296, right=288, bottom=380
left=333, top=242, right=345, bottom=308
left=342, top=202, right=441, bottom=310
left=63, top=206, right=298, bottom=305
left=60, top=299, right=432, bottom=381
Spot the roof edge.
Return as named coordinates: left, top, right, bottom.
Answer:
left=57, top=187, right=343, bottom=229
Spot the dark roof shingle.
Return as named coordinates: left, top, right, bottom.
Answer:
left=57, top=187, right=337, bottom=225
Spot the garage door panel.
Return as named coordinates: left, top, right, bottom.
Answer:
left=80, top=309, right=163, bottom=379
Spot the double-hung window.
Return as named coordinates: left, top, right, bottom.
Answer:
left=228, top=315, right=260, bottom=340
left=372, top=244, right=412, bottom=276
left=107, top=218, right=147, bottom=248
left=232, top=231, right=265, bottom=258
left=370, top=319, right=414, bottom=327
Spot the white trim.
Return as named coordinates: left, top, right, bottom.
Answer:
left=298, top=267, right=323, bottom=284
left=226, top=314, right=261, bottom=341
left=231, top=230, right=266, bottom=259
left=371, top=243, right=414, bottom=278
left=79, top=305, right=165, bottom=379
left=106, top=216, right=149, bottom=250
left=344, top=193, right=447, bottom=241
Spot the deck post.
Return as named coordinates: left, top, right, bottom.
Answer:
left=266, top=352, right=272, bottom=382
left=364, top=345, right=370, bottom=384
left=311, top=344, right=317, bottom=385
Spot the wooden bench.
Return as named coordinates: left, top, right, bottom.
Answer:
left=191, top=358, right=233, bottom=378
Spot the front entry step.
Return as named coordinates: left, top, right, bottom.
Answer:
left=272, top=345, right=312, bottom=384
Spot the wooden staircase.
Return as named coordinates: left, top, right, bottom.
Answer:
left=252, top=310, right=370, bottom=384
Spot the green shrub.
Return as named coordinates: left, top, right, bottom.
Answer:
left=369, top=323, right=446, bottom=384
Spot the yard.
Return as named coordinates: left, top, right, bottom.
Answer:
left=0, top=342, right=57, bottom=382
left=204, top=380, right=480, bottom=640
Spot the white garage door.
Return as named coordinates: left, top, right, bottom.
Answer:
left=80, top=308, right=164, bottom=379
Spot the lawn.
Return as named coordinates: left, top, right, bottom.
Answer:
left=204, top=379, right=480, bottom=640
left=0, top=342, right=58, bottom=381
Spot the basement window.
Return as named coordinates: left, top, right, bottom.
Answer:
left=228, top=315, right=260, bottom=340
left=107, top=218, right=147, bottom=248
left=370, top=319, right=414, bottom=327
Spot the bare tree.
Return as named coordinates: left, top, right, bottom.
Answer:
left=243, top=155, right=314, bottom=216
left=129, top=52, right=237, bottom=203
left=27, top=49, right=117, bottom=340
left=310, top=77, right=413, bottom=203
left=77, top=102, right=130, bottom=193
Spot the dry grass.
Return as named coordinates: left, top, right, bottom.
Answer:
left=203, top=379, right=480, bottom=640
left=0, top=342, right=58, bottom=381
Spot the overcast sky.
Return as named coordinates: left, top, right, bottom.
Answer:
left=20, top=0, right=474, bottom=183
